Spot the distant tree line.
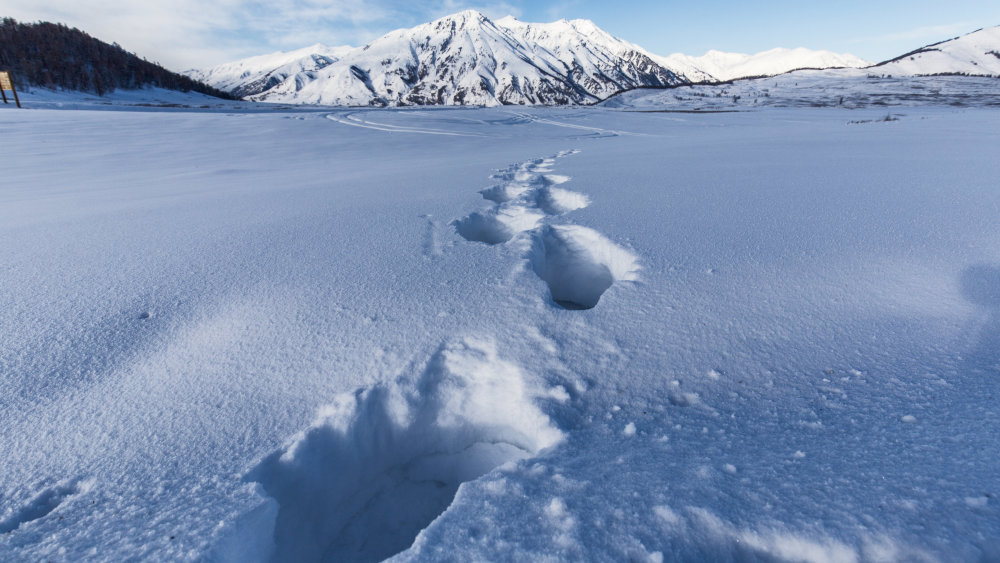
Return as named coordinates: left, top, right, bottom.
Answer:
left=0, top=18, right=233, bottom=98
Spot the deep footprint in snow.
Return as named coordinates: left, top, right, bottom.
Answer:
left=0, top=478, right=89, bottom=534
left=530, top=225, right=640, bottom=310
left=453, top=206, right=545, bottom=245
left=453, top=211, right=513, bottom=245
left=247, top=338, right=563, bottom=562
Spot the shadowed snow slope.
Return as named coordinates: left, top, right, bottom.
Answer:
left=245, top=338, right=563, bottom=562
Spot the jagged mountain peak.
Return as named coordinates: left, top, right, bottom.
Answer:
left=198, top=10, right=692, bottom=106
left=420, top=9, right=497, bottom=32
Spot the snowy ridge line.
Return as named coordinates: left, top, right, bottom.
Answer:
left=452, top=149, right=639, bottom=310
left=212, top=338, right=564, bottom=561
left=325, top=111, right=486, bottom=137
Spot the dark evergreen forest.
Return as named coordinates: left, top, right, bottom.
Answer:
left=0, top=18, right=233, bottom=98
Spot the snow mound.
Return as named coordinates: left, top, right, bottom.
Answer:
left=530, top=225, right=640, bottom=310
left=535, top=186, right=591, bottom=215
left=453, top=206, right=545, bottom=245
left=244, top=337, right=563, bottom=562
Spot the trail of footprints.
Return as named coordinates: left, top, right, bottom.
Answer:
left=453, top=150, right=639, bottom=310
left=216, top=151, right=639, bottom=562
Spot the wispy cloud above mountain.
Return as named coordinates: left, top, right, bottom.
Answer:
left=3, top=0, right=490, bottom=69
left=851, top=22, right=978, bottom=45
left=4, top=0, right=999, bottom=71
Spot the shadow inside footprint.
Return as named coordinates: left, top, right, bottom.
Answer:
left=530, top=225, right=639, bottom=310
left=453, top=212, right=513, bottom=245
left=0, top=479, right=85, bottom=534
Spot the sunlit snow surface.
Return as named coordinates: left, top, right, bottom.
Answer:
left=1, top=89, right=999, bottom=562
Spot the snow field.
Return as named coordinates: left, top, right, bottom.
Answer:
left=1, top=102, right=999, bottom=562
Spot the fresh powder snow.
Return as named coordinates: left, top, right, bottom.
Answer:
left=1, top=85, right=999, bottom=563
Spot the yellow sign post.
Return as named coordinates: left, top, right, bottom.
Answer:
left=0, top=71, right=22, bottom=108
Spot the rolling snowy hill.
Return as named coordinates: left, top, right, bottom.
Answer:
left=658, top=48, right=869, bottom=81
left=186, top=44, right=354, bottom=99
left=871, top=25, right=1000, bottom=77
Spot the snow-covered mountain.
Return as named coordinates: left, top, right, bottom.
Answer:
left=659, top=48, right=870, bottom=81
left=193, top=10, right=697, bottom=106
left=187, top=43, right=354, bottom=99
left=870, top=25, right=1000, bottom=77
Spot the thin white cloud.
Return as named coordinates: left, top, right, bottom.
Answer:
left=544, top=0, right=580, bottom=22
left=852, top=22, right=975, bottom=44
left=2, top=0, right=442, bottom=69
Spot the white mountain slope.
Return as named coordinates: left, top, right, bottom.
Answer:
left=188, top=43, right=354, bottom=99
left=196, top=10, right=694, bottom=106
left=659, top=47, right=870, bottom=81
left=870, top=25, right=1000, bottom=77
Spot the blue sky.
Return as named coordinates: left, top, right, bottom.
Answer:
left=3, top=0, right=999, bottom=69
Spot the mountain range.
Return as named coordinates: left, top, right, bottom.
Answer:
left=190, top=10, right=878, bottom=107
left=187, top=12, right=1000, bottom=108
left=191, top=11, right=697, bottom=106
left=6, top=10, right=997, bottom=106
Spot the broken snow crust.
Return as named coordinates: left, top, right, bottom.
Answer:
left=1, top=101, right=999, bottom=562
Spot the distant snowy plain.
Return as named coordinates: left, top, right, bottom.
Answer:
left=1, top=90, right=999, bottom=561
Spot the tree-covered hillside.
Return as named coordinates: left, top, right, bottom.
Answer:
left=0, top=18, right=233, bottom=98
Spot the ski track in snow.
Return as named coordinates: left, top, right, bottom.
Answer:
left=451, top=149, right=639, bottom=310
left=325, top=111, right=486, bottom=137
left=505, top=111, right=641, bottom=138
